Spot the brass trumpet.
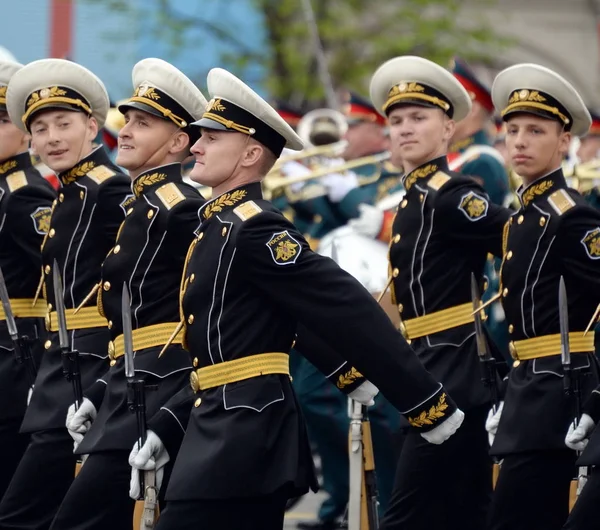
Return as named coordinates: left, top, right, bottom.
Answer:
left=271, top=140, right=348, bottom=170
left=263, top=152, right=391, bottom=196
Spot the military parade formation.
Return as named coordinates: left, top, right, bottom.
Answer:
left=0, top=44, right=599, bottom=530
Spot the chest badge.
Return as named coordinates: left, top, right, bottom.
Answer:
left=458, top=191, right=489, bottom=221
left=30, top=206, right=52, bottom=235
left=581, top=228, right=600, bottom=259
left=267, top=230, right=302, bottom=265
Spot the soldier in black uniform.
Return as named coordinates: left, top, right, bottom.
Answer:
left=485, top=63, right=600, bottom=530
left=0, top=59, right=131, bottom=529
left=0, top=59, right=55, bottom=499
left=127, top=67, right=465, bottom=530
left=367, top=56, right=510, bottom=530
left=48, top=58, right=208, bottom=530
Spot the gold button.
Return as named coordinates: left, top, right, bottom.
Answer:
left=419, top=194, right=424, bottom=202
left=188, top=314, right=195, bottom=324
left=103, top=281, right=111, bottom=291
left=393, top=234, right=401, bottom=243
left=44, top=339, right=52, bottom=350
left=110, top=360, right=116, bottom=367
left=398, top=303, right=403, bottom=313
left=108, top=320, right=113, bottom=329
left=400, top=199, right=408, bottom=209
left=49, top=228, right=55, bottom=238
left=221, top=227, right=227, bottom=236
left=399, top=321, right=407, bottom=338
left=314, top=214, right=323, bottom=223
left=190, top=273, right=195, bottom=283
left=291, top=339, right=296, bottom=349
left=517, top=215, right=524, bottom=224
left=52, top=199, right=58, bottom=207
left=513, top=360, right=521, bottom=368
left=509, top=217, right=513, bottom=225
left=193, top=357, right=198, bottom=368
left=539, top=217, right=546, bottom=227
left=197, top=232, right=204, bottom=240
left=483, top=281, right=488, bottom=291
left=47, top=303, right=52, bottom=312
left=127, top=208, right=134, bottom=216
left=80, top=190, right=85, bottom=200
left=506, top=250, right=513, bottom=260
left=508, top=324, right=514, bottom=333
left=113, top=245, right=121, bottom=254
left=503, top=287, right=509, bottom=297
left=194, top=398, right=202, bottom=407
left=190, top=371, right=200, bottom=393
left=44, top=264, right=51, bottom=274
left=392, top=268, right=399, bottom=278
left=59, top=193, right=64, bottom=202
left=108, top=341, right=115, bottom=359
left=147, top=210, right=154, bottom=219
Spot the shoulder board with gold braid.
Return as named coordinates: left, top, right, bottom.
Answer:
left=547, top=189, right=575, bottom=216
left=87, top=165, right=117, bottom=185
left=155, top=182, right=186, bottom=210
left=427, top=171, right=451, bottom=191
left=6, top=171, right=27, bottom=192
left=233, top=200, right=263, bottom=221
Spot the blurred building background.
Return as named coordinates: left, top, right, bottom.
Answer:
left=1, top=0, right=599, bottom=107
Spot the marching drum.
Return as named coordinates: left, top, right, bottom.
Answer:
left=317, top=226, right=389, bottom=294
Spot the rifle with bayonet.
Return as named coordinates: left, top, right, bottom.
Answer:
left=470, top=273, right=501, bottom=487
left=0, top=265, right=38, bottom=387
left=348, top=399, right=379, bottom=530
left=559, top=277, right=588, bottom=512
left=53, top=261, right=83, bottom=408
left=122, top=283, right=159, bottom=530
left=53, top=261, right=85, bottom=476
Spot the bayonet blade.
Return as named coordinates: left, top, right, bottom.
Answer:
left=52, top=260, right=69, bottom=351
left=0, top=265, right=18, bottom=340
left=559, top=276, right=571, bottom=368
left=470, top=273, right=489, bottom=360
left=121, top=283, right=135, bottom=379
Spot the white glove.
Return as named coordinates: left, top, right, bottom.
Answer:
left=566, top=414, right=596, bottom=451
left=129, top=430, right=170, bottom=500
left=348, top=381, right=379, bottom=407
left=348, top=204, right=385, bottom=238
left=27, top=385, right=34, bottom=406
left=485, top=401, right=504, bottom=447
left=66, top=398, right=96, bottom=451
left=420, top=408, right=465, bottom=445
left=321, top=171, right=359, bottom=202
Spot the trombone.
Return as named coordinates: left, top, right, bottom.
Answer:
left=263, top=152, right=391, bottom=197
left=271, top=140, right=348, bottom=170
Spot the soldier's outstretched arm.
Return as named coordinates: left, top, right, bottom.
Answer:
left=294, top=323, right=372, bottom=396
left=437, top=180, right=511, bottom=258
left=236, top=210, right=462, bottom=439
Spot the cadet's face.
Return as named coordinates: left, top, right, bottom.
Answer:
left=189, top=129, right=247, bottom=186
left=505, top=115, right=570, bottom=184
left=117, top=110, right=178, bottom=175
left=29, top=110, right=97, bottom=173
left=387, top=106, right=453, bottom=171
left=0, top=110, right=28, bottom=162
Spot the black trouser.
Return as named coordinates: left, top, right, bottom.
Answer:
left=380, top=405, right=492, bottom=530
left=155, top=493, right=289, bottom=530
left=563, top=466, right=600, bottom=530
left=50, top=451, right=134, bottom=530
left=0, top=421, right=30, bottom=502
left=487, top=449, right=576, bottom=530
left=0, top=429, right=77, bottom=530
